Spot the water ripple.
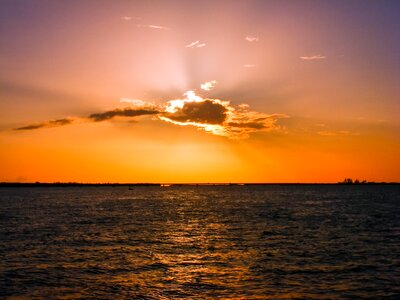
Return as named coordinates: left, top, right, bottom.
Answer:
left=0, top=185, right=399, bottom=299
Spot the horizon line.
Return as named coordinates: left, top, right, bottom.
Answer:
left=1, top=181, right=399, bottom=186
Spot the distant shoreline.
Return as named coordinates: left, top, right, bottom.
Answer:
left=0, top=182, right=399, bottom=187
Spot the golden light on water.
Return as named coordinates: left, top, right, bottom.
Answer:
left=0, top=0, right=399, bottom=183
left=1, top=3, right=400, bottom=299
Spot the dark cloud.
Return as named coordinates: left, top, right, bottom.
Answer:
left=14, top=108, right=160, bottom=131
left=15, top=118, right=74, bottom=131
left=163, top=100, right=227, bottom=125
left=12, top=91, right=288, bottom=139
left=227, top=121, right=266, bottom=129
left=89, top=108, right=159, bottom=122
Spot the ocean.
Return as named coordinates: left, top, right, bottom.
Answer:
left=0, top=185, right=399, bottom=299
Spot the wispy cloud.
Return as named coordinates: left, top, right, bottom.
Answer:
left=15, top=109, right=159, bottom=130
left=200, top=80, right=217, bottom=91
left=186, top=41, right=199, bottom=47
left=121, top=16, right=141, bottom=21
left=243, top=64, right=255, bottom=68
left=15, top=118, right=74, bottom=131
left=245, top=36, right=259, bottom=42
left=318, top=130, right=359, bottom=136
left=15, top=109, right=158, bottom=130
left=137, top=24, right=169, bottom=30
left=300, top=54, right=326, bottom=60
left=88, top=108, right=159, bottom=122
left=14, top=91, right=287, bottom=139
left=185, top=40, right=206, bottom=48
left=120, top=98, right=149, bottom=107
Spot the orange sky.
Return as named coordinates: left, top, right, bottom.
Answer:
left=0, top=0, right=399, bottom=183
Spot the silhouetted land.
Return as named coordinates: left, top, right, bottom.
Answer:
left=0, top=182, right=398, bottom=188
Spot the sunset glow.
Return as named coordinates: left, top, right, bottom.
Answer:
left=0, top=0, right=399, bottom=183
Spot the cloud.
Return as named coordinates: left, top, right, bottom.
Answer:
left=300, top=54, right=326, bottom=60
left=186, top=41, right=199, bottom=47
left=200, top=80, right=217, bottom=91
left=163, top=99, right=227, bottom=125
left=245, top=36, right=259, bottom=42
left=121, top=16, right=141, bottom=21
left=243, top=64, right=255, bottom=68
left=88, top=108, right=159, bottom=122
left=185, top=40, right=206, bottom=48
left=227, top=121, right=266, bottom=129
left=14, top=91, right=287, bottom=139
left=159, top=91, right=288, bottom=138
left=318, top=130, right=359, bottom=136
left=14, top=109, right=159, bottom=130
left=15, top=118, right=74, bottom=131
left=137, top=24, right=169, bottom=30
left=120, top=98, right=150, bottom=107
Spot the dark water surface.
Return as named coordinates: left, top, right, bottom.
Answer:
left=0, top=185, right=399, bottom=299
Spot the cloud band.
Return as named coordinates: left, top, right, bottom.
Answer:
left=14, top=91, right=287, bottom=139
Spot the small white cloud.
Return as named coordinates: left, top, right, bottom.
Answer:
left=185, top=40, right=206, bottom=48
left=186, top=41, right=199, bottom=48
left=200, top=80, right=217, bottom=91
left=245, top=36, right=259, bottom=42
left=120, top=98, right=147, bottom=106
left=137, top=24, right=169, bottom=30
left=243, top=64, right=255, bottom=68
left=148, top=25, right=169, bottom=30
left=300, top=54, right=326, bottom=60
left=121, top=16, right=141, bottom=21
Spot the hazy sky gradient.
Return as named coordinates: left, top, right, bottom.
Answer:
left=1, top=0, right=399, bottom=182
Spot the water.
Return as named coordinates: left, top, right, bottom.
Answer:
left=0, top=185, right=399, bottom=299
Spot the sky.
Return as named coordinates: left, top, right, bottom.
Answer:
left=0, top=0, right=399, bottom=183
